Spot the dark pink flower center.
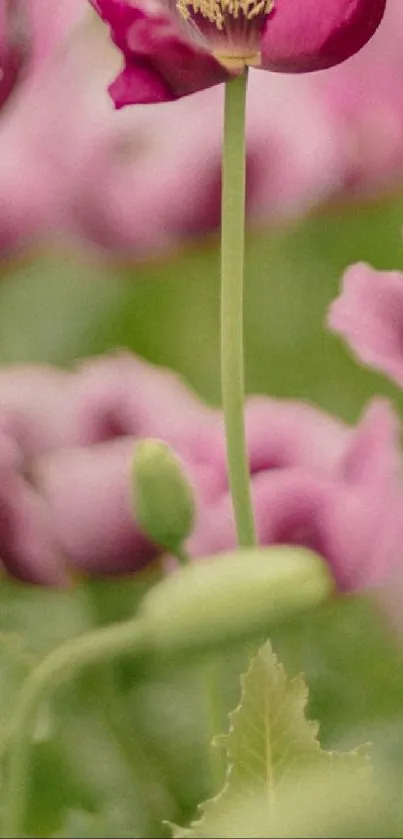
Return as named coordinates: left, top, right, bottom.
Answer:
left=176, top=0, right=274, bottom=68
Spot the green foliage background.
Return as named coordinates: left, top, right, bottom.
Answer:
left=1, top=192, right=403, bottom=836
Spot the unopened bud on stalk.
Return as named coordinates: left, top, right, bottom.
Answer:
left=142, top=546, right=335, bottom=657
left=0, top=0, right=29, bottom=111
left=131, top=439, right=196, bottom=558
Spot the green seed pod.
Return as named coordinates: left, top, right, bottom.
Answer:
left=131, top=439, right=196, bottom=556
left=142, top=546, right=334, bottom=657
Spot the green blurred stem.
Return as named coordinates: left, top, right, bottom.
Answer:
left=221, top=70, right=256, bottom=548
left=3, top=618, right=150, bottom=839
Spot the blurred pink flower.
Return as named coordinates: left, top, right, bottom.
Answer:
left=64, top=70, right=342, bottom=253
left=54, top=0, right=403, bottom=244
left=327, top=262, right=403, bottom=388
left=2, top=0, right=403, bottom=257
left=90, top=0, right=385, bottom=107
left=81, top=0, right=403, bottom=212
left=0, top=351, right=401, bottom=594
left=0, top=0, right=85, bottom=255
left=0, top=9, right=341, bottom=258
left=0, top=352, right=219, bottom=583
left=189, top=396, right=403, bottom=592
left=308, top=0, right=403, bottom=198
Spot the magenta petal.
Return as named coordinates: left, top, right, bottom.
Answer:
left=90, top=0, right=228, bottom=105
left=327, top=262, right=403, bottom=387
left=260, top=0, right=386, bottom=73
left=109, top=60, right=172, bottom=106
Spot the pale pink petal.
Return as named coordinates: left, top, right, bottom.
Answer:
left=244, top=396, right=349, bottom=477
left=36, top=438, right=160, bottom=575
left=0, top=441, right=67, bottom=585
left=328, top=262, right=403, bottom=387
left=72, top=352, right=219, bottom=460
left=321, top=482, right=403, bottom=591
left=0, top=365, right=75, bottom=457
left=340, top=398, right=401, bottom=487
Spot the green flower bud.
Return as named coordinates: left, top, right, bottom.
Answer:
left=142, top=546, right=334, bottom=657
left=131, top=439, right=196, bottom=556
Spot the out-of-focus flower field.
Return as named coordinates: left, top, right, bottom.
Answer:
left=2, top=1, right=403, bottom=837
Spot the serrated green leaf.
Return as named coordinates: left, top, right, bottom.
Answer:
left=220, top=642, right=369, bottom=787
left=172, top=642, right=370, bottom=837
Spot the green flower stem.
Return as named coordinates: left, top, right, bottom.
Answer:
left=3, top=618, right=150, bottom=839
left=221, top=70, right=256, bottom=548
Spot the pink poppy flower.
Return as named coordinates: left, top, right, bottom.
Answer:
left=0, top=20, right=340, bottom=258
left=0, top=352, right=220, bottom=583
left=327, top=262, right=403, bottom=388
left=189, top=397, right=403, bottom=592
left=89, top=0, right=386, bottom=107
left=0, top=351, right=401, bottom=594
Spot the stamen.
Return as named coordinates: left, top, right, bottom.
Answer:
left=177, top=0, right=273, bottom=31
